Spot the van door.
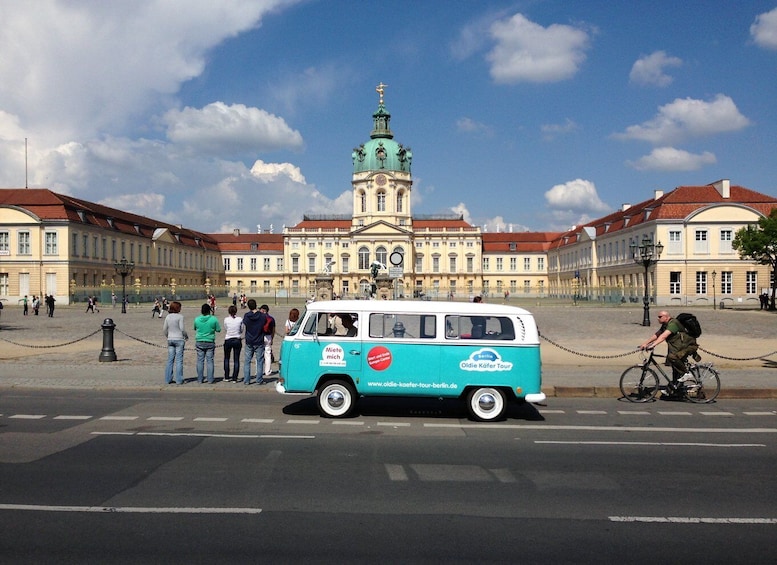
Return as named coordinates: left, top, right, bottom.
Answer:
left=360, top=312, right=441, bottom=396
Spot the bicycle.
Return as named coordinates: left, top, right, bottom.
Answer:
left=619, top=349, right=721, bottom=403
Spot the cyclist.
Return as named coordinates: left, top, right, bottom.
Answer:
left=638, top=310, right=700, bottom=395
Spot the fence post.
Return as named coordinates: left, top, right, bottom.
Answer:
left=99, top=318, right=117, bottom=362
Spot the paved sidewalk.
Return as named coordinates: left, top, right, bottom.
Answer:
left=1, top=300, right=776, bottom=398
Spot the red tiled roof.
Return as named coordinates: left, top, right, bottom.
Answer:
left=0, top=188, right=219, bottom=250
left=209, top=233, right=284, bottom=253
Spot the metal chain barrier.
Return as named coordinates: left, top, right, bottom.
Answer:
left=698, top=345, right=777, bottom=362
left=114, top=327, right=167, bottom=349
left=539, top=332, right=638, bottom=359
left=0, top=329, right=101, bottom=348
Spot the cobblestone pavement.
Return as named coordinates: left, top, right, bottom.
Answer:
left=1, top=299, right=776, bottom=397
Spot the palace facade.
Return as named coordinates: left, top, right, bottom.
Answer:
left=1, top=89, right=775, bottom=307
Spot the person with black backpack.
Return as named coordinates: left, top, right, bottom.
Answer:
left=639, top=310, right=701, bottom=396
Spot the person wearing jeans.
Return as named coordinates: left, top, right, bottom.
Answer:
left=193, top=303, right=221, bottom=384
left=223, top=305, right=243, bottom=382
left=162, top=301, right=187, bottom=385
left=242, top=298, right=267, bottom=385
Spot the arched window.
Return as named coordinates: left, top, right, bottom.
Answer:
left=377, top=190, right=386, bottom=212
left=396, top=190, right=404, bottom=213
left=376, top=246, right=387, bottom=267
left=359, top=190, right=366, bottom=213
left=358, top=246, right=370, bottom=270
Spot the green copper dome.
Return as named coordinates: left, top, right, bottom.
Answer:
left=352, top=85, right=412, bottom=174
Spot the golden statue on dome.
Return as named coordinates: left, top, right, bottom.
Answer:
left=376, top=82, right=388, bottom=105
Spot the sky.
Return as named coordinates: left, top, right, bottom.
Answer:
left=1, top=0, right=777, bottom=235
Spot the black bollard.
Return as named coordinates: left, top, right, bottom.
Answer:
left=99, top=318, right=117, bottom=362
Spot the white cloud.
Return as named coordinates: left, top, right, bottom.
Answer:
left=628, top=147, right=717, bottom=171
left=629, top=51, right=682, bottom=87
left=450, top=202, right=529, bottom=233
left=486, top=13, right=591, bottom=83
left=540, top=118, right=579, bottom=141
left=751, top=7, right=777, bottom=50
left=544, top=179, right=611, bottom=215
left=456, top=117, right=494, bottom=136
left=613, top=94, right=751, bottom=145
left=163, top=102, right=303, bottom=155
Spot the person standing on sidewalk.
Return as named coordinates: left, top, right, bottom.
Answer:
left=259, top=305, right=276, bottom=379
left=242, top=299, right=267, bottom=385
left=162, top=301, right=187, bottom=385
left=223, top=305, right=243, bottom=382
left=193, top=303, right=221, bottom=384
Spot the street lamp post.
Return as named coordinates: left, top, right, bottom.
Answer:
left=630, top=235, right=664, bottom=326
left=712, top=270, right=717, bottom=310
left=113, top=257, right=135, bottom=314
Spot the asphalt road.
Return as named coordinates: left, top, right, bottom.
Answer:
left=1, top=392, right=776, bottom=563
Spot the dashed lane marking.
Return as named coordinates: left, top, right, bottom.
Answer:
left=241, top=418, right=274, bottom=423
left=617, top=411, right=651, bottom=415
left=147, top=417, right=184, bottom=421
left=610, top=516, right=777, bottom=524
left=193, top=417, right=228, bottom=422
left=53, top=415, right=92, bottom=420
left=577, top=410, right=607, bottom=415
left=536, top=440, right=765, bottom=447
left=99, top=416, right=138, bottom=421
left=743, top=411, right=776, bottom=416
left=657, top=411, right=692, bottom=416
left=700, top=412, right=734, bottom=416
left=0, top=503, right=262, bottom=514
left=8, top=415, right=45, bottom=419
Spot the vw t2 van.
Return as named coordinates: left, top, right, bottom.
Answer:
left=276, top=299, right=544, bottom=421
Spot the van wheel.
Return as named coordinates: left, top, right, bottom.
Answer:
left=467, top=387, right=506, bottom=421
left=317, top=380, right=356, bottom=418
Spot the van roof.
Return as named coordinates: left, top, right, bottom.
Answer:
left=304, top=299, right=534, bottom=317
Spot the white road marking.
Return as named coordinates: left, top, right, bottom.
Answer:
left=53, top=415, right=92, bottom=420
left=193, top=417, right=228, bottom=422
left=610, top=516, right=777, bottom=524
left=489, top=468, right=517, bottom=483
left=99, top=416, right=138, bottom=421
left=540, top=410, right=565, bottom=414
left=378, top=422, right=411, bottom=427
left=332, top=421, right=364, bottom=426
left=743, top=411, right=776, bottom=416
left=385, top=464, right=409, bottom=481
left=241, top=418, right=274, bottom=423
left=429, top=424, right=777, bottom=433
left=536, top=440, right=765, bottom=447
left=286, top=419, right=319, bottom=425
left=147, top=417, right=184, bottom=421
left=9, top=415, right=45, bottom=419
left=89, top=431, right=314, bottom=439
left=657, top=411, right=692, bottom=416
left=617, top=411, right=651, bottom=415
left=701, top=412, right=734, bottom=416
left=577, top=410, right=607, bottom=415
left=0, top=503, right=262, bottom=514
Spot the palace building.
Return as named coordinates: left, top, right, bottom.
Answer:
left=1, top=87, right=775, bottom=307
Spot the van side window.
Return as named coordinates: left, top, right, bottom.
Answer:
left=369, top=313, right=436, bottom=339
left=445, top=315, right=515, bottom=340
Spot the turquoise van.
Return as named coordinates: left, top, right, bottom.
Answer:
left=276, top=300, right=544, bottom=421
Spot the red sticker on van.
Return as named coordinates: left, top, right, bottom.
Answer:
left=367, top=346, right=392, bottom=371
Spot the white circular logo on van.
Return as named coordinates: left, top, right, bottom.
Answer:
left=320, top=343, right=346, bottom=367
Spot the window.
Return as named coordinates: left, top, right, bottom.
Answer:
left=358, top=246, right=370, bottom=270
left=377, top=190, right=386, bottom=212
left=449, top=256, right=457, bottom=273
left=444, top=315, right=515, bottom=340
left=668, top=230, right=682, bottom=254
left=396, top=191, right=404, bottom=213
left=359, top=191, right=366, bottom=213
left=276, top=258, right=283, bottom=271
left=0, top=231, right=8, bottom=254
left=482, top=258, right=489, bottom=271
left=72, top=233, right=78, bottom=257
left=510, top=257, right=517, bottom=271
left=308, top=241, right=316, bottom=248
left=292, top=257, right=299, bottom=273
left=42, top=232, right=57, bottom=255
left=694, top=230, right=709, bottom=254
left=523, top=280, right=530, bottom=294
left=93, top=236, right=99, bottom=259
left=695, top=271, right=707, bottom=294
left=720, top=229, right=733, bottom=254
left=432, top=256, right=440, bottom=273
left=538, top=257, right=545, bottom=271
left=82, top=234, right=88, bottom=257
left=496, top=257, right=503, bottom=271
left=721, top=271, right=732, bottom=294
left=263, top=258, right=270, bottom=271
left=250, top=258, right=257, bottom=270
left=18, top=231, right=30, bottom=255
left=415, top=255, right=423, bottom=272
left=263, top=280, right=270, bottom=293
left=308, top=257, right=316, bottom=272
left=376, top=246, right=387, bottom=267
left=369, top=313, right=436, bottom=339
left=466, top=257, right=474, bottom=272
left=670, top=272, right=681, bottom=295
left=524, top=257, right=531, bottom=271
left=0, top=273, right=8, bottom=295
left=223, top=258, right=231, bottom=271
left=746, top=271, right=757, bottom=294
left=341, top=256, right=349, bottom=273
left=237, top=258, right=244, bottom=271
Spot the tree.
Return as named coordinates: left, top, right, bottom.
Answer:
left=732, top=208, right=777, bottom=310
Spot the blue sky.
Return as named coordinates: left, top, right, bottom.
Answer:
left=1, top=0, right=776, bottom=234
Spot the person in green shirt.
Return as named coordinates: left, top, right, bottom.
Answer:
left=194, top=303, right=221, bottom=384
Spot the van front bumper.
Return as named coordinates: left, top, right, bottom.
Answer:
left=524, top=392, right=546, bottom=403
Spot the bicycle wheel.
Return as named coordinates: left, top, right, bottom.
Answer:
left=684, top=365, right=721, bottom=403
left=620, top=365, right=660, bottom=402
